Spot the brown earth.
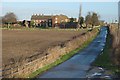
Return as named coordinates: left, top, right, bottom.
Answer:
left=2, top=29, right=85, bottom=65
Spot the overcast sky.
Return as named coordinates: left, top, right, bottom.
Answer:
left=1, top=2, right=119, bottom=22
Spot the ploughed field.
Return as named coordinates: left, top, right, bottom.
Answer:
left=2, top=29, right=85, bottom=65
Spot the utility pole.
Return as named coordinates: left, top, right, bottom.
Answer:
left=79, top=4, right=82, bottom=18
left=77, top=3, right=82, bottom=28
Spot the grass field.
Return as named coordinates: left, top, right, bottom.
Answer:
left=2, top=29, right=86, bottom=65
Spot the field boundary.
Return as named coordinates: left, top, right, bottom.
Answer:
left=1, top=27, right=83, bottom=31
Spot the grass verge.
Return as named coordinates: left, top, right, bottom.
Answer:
left=28, top=30, right=98, bottom=78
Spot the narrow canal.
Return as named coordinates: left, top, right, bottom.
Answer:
left=38, top=26, right=108, bottom=78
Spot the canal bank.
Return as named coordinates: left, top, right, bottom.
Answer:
left=28, top=28, right=99, bottom=78
left=37, top=26, right=108, bottom=78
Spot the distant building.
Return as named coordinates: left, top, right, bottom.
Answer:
left=31, top=14, right=69, bottom=28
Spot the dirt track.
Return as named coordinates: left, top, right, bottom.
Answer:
left=2, top=29, right=85, bottom=65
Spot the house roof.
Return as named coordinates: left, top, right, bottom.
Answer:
left=31, top=15, right=52, bottom=20
left=31, top=14, right=68, bottom=20
left=54, top=14, right=68, bottom=19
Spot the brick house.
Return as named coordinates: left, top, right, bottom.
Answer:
left=31, top=14, right=69, bottom=28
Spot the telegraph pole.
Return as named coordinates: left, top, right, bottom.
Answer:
left=77, top=4, right=82, bottom=28
left=79, top=4, right=82, bottom=18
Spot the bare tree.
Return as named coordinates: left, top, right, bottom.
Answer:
left=2, top=12, right=17, bottom=28
left=91, top=12, right=99, bottom=27
left=85, top=12, right=92, bottom=28
left=85, top=12, right=100, bottom=28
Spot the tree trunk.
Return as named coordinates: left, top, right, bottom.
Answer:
left=7, top=23, right=10, bottom=29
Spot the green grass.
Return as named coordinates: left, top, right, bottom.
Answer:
left=28, top=31, right=98, bottom=78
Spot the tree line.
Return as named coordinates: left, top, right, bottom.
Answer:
left=79, top=12, right=100, bottom=28
left=1, top=12, right=101, bottom=28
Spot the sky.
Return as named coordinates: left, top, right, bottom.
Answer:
left=1, top=2, right=119, bottom=23
left=1, top=0, right=119, bottom=2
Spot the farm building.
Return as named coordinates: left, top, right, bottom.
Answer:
left=31, top=14, right=69, bottom=28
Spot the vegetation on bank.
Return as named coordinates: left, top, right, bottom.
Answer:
left=93, top=27, right=120, bottom=77
left=28, top=29, right=99, bottom=78
left=93, top=28, right=112, bottom=68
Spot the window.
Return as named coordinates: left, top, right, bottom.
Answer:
left=55, top=21, right=57, bottom=23
left=55, top=17, right=57, bottom=20
left=48, top=20, right=51, bottom=22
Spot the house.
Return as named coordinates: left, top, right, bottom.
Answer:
left=31, top=14, right=52, bottom=27
left=31, top=14, right=69, bottom=28
left=52, top=14, right=69, bottom=27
